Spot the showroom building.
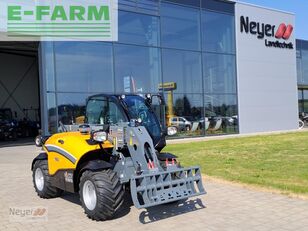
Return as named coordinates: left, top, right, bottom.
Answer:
left=0, top=0, right=305, bottom=139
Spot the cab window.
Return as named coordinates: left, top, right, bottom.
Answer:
left=86, top=97, right=127, bottom=125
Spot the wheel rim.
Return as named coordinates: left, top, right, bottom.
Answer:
left=35, top=168, right=44, bottom=191
left=83, top=180, right=97, bottom=211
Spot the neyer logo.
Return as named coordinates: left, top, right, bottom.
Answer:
left=275, top=23, right=293, bottom=40
left=240, top=16, right=294, bottom=49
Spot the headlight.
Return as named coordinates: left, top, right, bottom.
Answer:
left=92, top=131, right=108, bottom=142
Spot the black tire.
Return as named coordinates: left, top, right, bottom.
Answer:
left=32, top=160, right=63, bottom=198
left=79, top=169, right=124, bottom=221
left=35, top=135, right=42, bottom=147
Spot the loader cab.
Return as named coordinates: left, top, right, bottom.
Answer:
left=85, top=94, right=166, bottom=151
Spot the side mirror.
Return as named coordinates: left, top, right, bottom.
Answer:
left=167, top=126, right=177, bottom=136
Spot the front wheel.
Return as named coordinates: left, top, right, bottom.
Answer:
left=32, top=160, right=63, bottom=198
left=79, top=169, right=124, bottom=221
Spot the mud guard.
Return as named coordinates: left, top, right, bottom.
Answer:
left=31, top=152, right=47, bottom=170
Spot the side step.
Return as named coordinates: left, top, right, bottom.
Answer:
left=130, top=167, right=206, bottom=209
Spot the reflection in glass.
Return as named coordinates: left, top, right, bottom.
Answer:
left=54, top=42, right=114, bottom=93
left=204, top=94, right=238, bottom=134
left=114, top=44, right=161, bottom=93
left=161, top=3, right=201, bottom=51
left=302, top=50, right=308, bottom=84
left=47, top=93, right=57, bottom=134
left=118, top=11, right=160, bottom=46
left=202, top=10, right=235, bottom=54
left=40, top=2, right=239, bottom=138
left=165, top=0, right=200, bottom=7
left=166, top=94, right=203, bottom=137
left=201, top=0, right=234, bottom=14
left=41, top=42, right=55, bottom=92
left=57, top=93, right=88, bottom=127
left=298, top=90, right=303, bottom=114
left=162, top=49, right=202, bottom=93
left=297, top=58, right=303, bottom=84
left=203, top=53, right=236, bottom=94
left=303, top=90, right=308, bottom=113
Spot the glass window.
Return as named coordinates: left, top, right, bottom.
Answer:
left=204, top=94, right=238, bottom=135
left=302, top=49, right=308, bottom=84
left=54, top=42, right=114, bottom=93
left=46, top=93, right=57, bottom=134
left=201, top=0, right=234, bottom=14
left=202, top=10, right=235, bottom=54
left=164, top=0, right=200, bottom=7
left=297, top=58, right=303, bottom=84
left=166, top=94, right=203, bottom=137
left=118, top=11, right=160, bottom=46
left=114, top=44, right=161, bottom=93
left=161, top=3, right=201, bottom=51
left=162, top=49, right=202, bottom=93
left=57, top=93, right=88, bottom=127
left=298, top=90, right=303, bottom=114
left=119, top=0, right=159, bottom=15
left=302, top=40, right=308, bottom=50
left=303, top=90, right=308, bottom=113
left=123, top=95, right=161, bottom=140
left=296, top=40, right=301, bottom=58
left=86, top=96, right=127, bottom=125
left=203, top=53, right=237, bottom=94
left=41, top=42, right=55, bottom=92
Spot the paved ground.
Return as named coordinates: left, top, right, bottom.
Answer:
left=0, top=145, right=308, bottom=231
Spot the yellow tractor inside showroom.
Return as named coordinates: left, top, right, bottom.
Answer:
left=32, top=94, right=205, bottom=221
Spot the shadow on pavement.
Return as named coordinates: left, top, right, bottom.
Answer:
left=60, top=192, right=81, bottom=205
left=139, top=198, right=206, bottom=224
left=0, top=138, right=34, bottom=148
left=59, top=190, right=132, bottom=220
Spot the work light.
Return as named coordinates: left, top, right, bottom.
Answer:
left=92, top=131, right=108, bottom=142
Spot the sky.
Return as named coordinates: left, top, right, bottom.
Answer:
left=238, top=0, right=308, bottom=40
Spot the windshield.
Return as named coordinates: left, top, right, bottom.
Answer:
left=122, top=96, right=161, bottom=141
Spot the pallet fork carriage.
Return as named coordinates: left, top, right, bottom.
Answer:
left=32, top=94, right=205, bottom=221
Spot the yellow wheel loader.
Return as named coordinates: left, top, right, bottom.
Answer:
left=32, top=94, right=205, bottom=221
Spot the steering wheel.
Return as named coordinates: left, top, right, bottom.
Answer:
left=138, top=110, right=148, bottom=123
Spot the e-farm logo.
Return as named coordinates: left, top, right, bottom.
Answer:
left=0, top=0, right=118, bottom=41
left=240, top=16, right=294, bottom=49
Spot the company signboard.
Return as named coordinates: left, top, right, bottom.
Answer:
left=240, top=16, right=294, bottom=49
left=0, top=0, right=118, bottom=41
left=235, top=3, right=298, bottom=134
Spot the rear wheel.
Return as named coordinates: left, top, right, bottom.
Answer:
left=79, top=169, right=124, bottom=221
left=32, top=160, right=63, bottom=198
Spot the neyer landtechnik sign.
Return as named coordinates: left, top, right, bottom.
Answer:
left=240, top=16, right=294, bottom=49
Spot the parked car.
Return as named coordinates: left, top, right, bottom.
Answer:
left=169, top=116, right=192, bottom=131
left=0, top=108, right=18, bottom=140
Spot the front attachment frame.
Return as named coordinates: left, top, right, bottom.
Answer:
left=130, top=166, right=206, bottom=209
